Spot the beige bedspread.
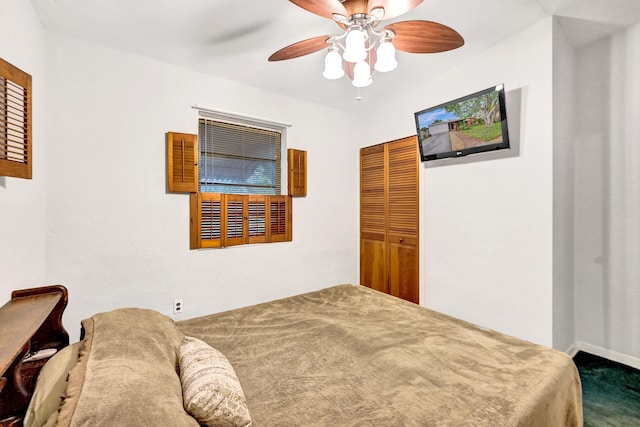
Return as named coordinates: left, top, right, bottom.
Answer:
left=177, top=284, right=582, bottom=426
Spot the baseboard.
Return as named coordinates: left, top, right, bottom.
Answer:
left=576, top=341, right=640, bottom=370
left=564, top=341, right=579, bottom=358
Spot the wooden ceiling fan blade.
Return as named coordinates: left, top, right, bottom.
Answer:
left=289, top=0, right=348, bottom=19
left=268, top=35, right=331, bottom=61
left=345, top=61, right=355, bottom=80
left=385, top=20, right=464, bottom=53
left=368, top=0, right=423, bottom=20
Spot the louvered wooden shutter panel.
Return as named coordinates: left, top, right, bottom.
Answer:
left=224, top=194, right=247, bottom=246
left=190, top=192, right=223, bottom=249
left=269, top=195, right=291, bottom=242
left=167, top=132, right=198, bottom=192
left=288, top=149, right=307, bottom=197
left=248, top=195, right=267, bottom=244
left=0, top=58, right=32, bottom=179
left=387, top=137, right=418, bottom=244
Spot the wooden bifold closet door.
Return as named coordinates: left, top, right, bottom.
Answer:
left=360, top=136, right=419, bottom=304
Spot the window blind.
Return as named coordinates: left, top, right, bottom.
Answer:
left=198, top=119, right=281, bottom=195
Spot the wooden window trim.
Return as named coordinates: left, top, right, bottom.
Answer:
left=0, top=58, right=32, bottom=179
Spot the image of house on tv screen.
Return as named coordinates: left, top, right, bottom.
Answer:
left=417, top=90, right=503, bottom=156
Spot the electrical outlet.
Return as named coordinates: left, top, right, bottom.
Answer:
left=173, top=299, right=183, bottom=314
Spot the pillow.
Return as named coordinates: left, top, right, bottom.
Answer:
left=23, top=342, right=82, bottom=427
left=179, top=336, right=252, bottom=427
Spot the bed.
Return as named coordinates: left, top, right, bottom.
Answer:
left=1, top=284, right=583, bottom=426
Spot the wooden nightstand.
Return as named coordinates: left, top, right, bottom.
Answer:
left=0, top=285, right=69, bottom=426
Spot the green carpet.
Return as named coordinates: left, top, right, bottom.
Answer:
left=573, top=351, right=640, bottom=427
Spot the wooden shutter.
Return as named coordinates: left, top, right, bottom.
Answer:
left=269, top=195, right=292, bottom=242
left=190, top=193, right=292, bottom=249
left=248, top=195, right=268, bottom=244
left=0, top=58, right=32, bottom=179
left=224, top=194, right=247, bottom=247
left=190, top=192, right=223, bottom=249
left=167, top=132, right=198, bottom=192
left=288, top=149, right=307, bottom=197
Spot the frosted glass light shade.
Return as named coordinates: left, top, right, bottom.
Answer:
left=343, top=29, right=367, bottom=63
left=375, top=41, right=398, bottom=72
left=352, top=61, right=372, bottom=88
left=323, top=50, right=344, bottom=79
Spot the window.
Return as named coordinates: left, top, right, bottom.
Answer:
left=168, top=110, right=295, bottom=249
left=198, top=119, right=281, bottom=195
left=0, top=58, right=32, bottom=179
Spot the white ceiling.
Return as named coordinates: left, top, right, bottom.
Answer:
left=30, top=0, right=640, bottom=110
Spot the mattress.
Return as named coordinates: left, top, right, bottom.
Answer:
left=177, top=284, right=582, bottom=426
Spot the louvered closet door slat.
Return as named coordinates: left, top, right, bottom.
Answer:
left=360, top=144, right=386, bottom=237
left=388, top=137, right=418, bottom=238
left=360, top=144, right=388, bottom=293
left=386, top=136, right=419, bottom=304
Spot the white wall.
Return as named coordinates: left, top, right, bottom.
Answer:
left=552, top=18, right=577, bottom=353
left=0, top=1, right=47, bottom=298
left=357, top=19, right=556, bottom=347
left=8, top=0, right=639, bottom=361
left=575, top=22, right=640, bottom=366
left=43, top=33, right=360, bottom=340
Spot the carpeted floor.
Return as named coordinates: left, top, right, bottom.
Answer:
left=573, top=351, right=640, bottom=427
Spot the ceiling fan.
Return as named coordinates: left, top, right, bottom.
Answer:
left=268, top=0, right=464, bottom=88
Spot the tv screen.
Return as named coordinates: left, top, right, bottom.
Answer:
left=414, top=84, right=510, bottom=162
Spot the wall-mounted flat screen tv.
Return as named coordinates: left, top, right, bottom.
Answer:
left=414, top=84, right=510, bottom=162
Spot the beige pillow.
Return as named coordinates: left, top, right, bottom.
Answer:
left=179, top=336, right=252, bottom=427
left=23, top=342, right=82, bottom=427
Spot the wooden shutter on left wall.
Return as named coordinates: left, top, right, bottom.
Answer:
left=0, top=58, right=32, bottom=179
left=167, top=132, right=198, bottom=192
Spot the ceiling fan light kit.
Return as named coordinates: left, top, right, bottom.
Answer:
left=322, top=47, right=345, bottom=79
left=374, top=39, right=398, bottom=72
left=352, top=60, right=373, bottom=87
left=270, top=0, right=464, bottom=93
